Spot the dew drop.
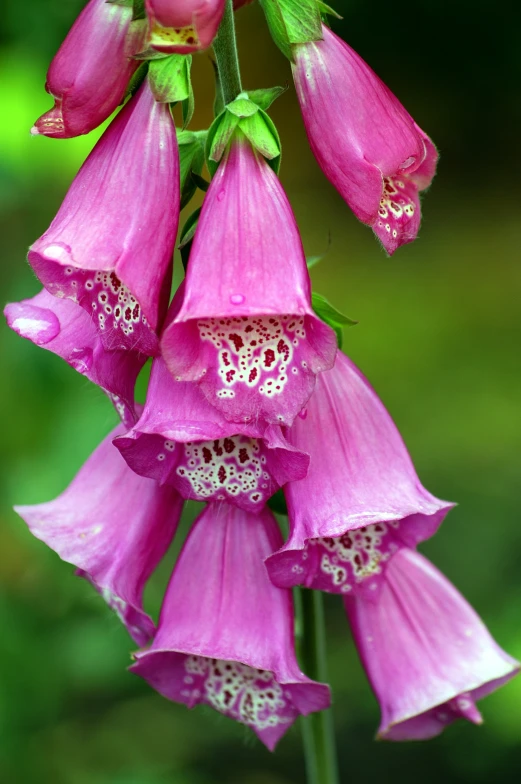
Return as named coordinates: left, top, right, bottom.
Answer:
left=298, top=407, right=308, bottom=420
left=7, top=304, right=60, bottom=345
left=67, top=347, right=93, bottom=373
left=217, top=189, right=226, bottom=202
left=42, top=242, right=73, bottom=262
left=229, top=293, right=245, bottom=305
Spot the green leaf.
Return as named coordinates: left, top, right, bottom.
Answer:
left=179, top=208, right=201, bottom=270
left=312, top=292, right=357, bottom=348
left=132, top=0, right=146, bottom=20
left=246, top=86, right=287, bottom=111
left=132, top=48, right=170, bottom=61
left=148, top=55, right=192, bottom=103
left=259, top=0, right=323, bottom=60
left=181, top=73, right=195, bottom=127
left=177, top=130, right=206, bottom=209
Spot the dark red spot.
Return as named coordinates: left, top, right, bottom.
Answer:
left=226, top=369, right=235, bottom=383
left=124, top=307, right=132, bottom=320
left=277, top=339, right=290, bottom=361
left=248, top=368, right=258, bottom=383
left=222, top=351, right=230, bottom=367
left=109, top=272, right=120, bottom=291
left=202, top=447, right=212, bottom=464
left=245, top=325, right=253, bottom=333
left=114, top=307, right=121, bottom=317
left=251, top=494, right=260, bottom=502
left=264, top=348, right=276, bottom=368
left=132, top=304, right=139, bottom=319
left=223, top=438, right=235, bottom=454
left=228, top=333, right=244, bottom=351
left=186, top=36, right=195, bottom=44
left=213, top=440, right=223, bottom=456
left=218, top=465, right=226, bottom=484
left=354, top=554, right=362, bottom=567
left=250, top=340, right=257, bottom=347
left=238, top=448, right=249, bottom=464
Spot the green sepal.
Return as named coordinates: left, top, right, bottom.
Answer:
left=205, top=110, right=241, bottom=176
left=267, top=489, right=288, bottom=516
left=181, top=75, right=195, bottom=128
left=148, top=55, right=192, bottom=104
left=206, top=95, right=281, bottom=175
left=132, top=48, right=170, bottom=62
left=312, top=292, right=357, bottom=348
left=246, top=86, right=287, bottom=111
left=177, top=130, right=206, bottom=209
left=239, top=110, right=280, bottom=162
left=179, top=208, right=201, bottom=271
left=226, top=97, right=259, bottom=118
left=317, top=1, right=343, bottom=18
left=123, top=61, right=149, bottom=101
left=259, top=0, right=323, bottom=61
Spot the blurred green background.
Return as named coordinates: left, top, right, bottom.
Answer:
left=1, top=1, right=521, bottom=782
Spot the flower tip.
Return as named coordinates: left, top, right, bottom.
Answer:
left=30, top=125, right=40, bottom=136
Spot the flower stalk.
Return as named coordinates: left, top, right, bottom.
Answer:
left=298, top=589, right=340, bottom=784
left=212, top=0, right=242, bottom=105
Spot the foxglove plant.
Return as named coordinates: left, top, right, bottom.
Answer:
left=7, top=0, right=517, bottom=781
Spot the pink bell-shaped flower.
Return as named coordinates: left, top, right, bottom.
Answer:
left=15, top=425, right=183, bottom=645
left=130, top=502, right=331, bottom=750
left=29, top=80, right=179, bottom=357
left=115, top=356, right=309, bottom=511
left=146, top=0, right=225, bottom=53
left=293, top=25, right=437, bottom=255
left=345, top=548, right=519, bottom=739
left=5, top=289, right=146, bottom=427
left=33, top=0, right=147, bottom=138
left=161, top=137, right=337, bottom=427
left=266, top=352, right=454, bottom=598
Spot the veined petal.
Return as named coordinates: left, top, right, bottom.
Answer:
left=161, top=137, right=336, bottom=426
left=266, top=352, right=453, bottom=598
left=345, top=549, right=520, bottom=740
left=5, top=289, right=146, bottom=427
left=115, top=356, right=309, bottom=511
left=293, top=25, right=438, bottom=254
left=15, top=425, right=183, bottom=645
left=33, top=0, right=147, bottom=138
left=29, top=80, right=179, bottom=356
left=131, top=502, right=330, bottom=749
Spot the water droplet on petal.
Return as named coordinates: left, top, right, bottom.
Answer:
left=43, top=242, right=73, bottom=263
left=7, top=304, right=60, bottom=345
left=399, top=155, right=416, bottom=170
left=217, top=189, right=226, bottom=202
left=298, top=407, right=308, bottom=420
left=68, top=347, right=93, bottom=374
left=229, top=293, right=245, bottom=305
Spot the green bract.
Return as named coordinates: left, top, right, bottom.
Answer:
left=312, top=292, right=357, bottom=349
left=148, top=55, right=194, bottom=126
left=205, top=92, right=281, bottom=175
left=177, top=130, right=207, bottom=209
left=259, top=0, right=323, bottom=60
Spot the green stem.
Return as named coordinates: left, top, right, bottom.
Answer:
left=212, top=0, right=243, bottom=105
left=297, top=589, right=340, bottom=784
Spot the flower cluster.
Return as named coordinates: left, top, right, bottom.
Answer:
left=7, top=0, right=517, bottom=753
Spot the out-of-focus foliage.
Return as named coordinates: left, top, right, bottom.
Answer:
left=1, top=1, right=521, bottom=783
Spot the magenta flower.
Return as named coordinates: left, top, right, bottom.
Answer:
left=146, top=0, right=225, bottom=53
left=131, top=502, right=330, bottom=749
left=29, top=80, right=179, bottom=357
left=161, top=137, right=336, bottom=426
left=293, top=25, right=438, bottom=255
left=33, top=0, right=146, bottom=138
left=345, top=548, right=520, bottom=739
left=266, top=351, right=454, bottom=597
left=5, top=289, right=146, bottom=427
left=15, top=425, right=183, bottom=645
left=115, top=355, right=309, bottom=511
